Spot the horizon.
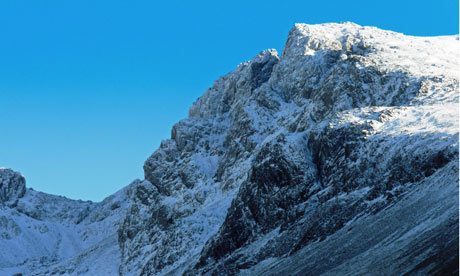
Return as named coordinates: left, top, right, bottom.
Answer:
left=1, top=0, right=458, bottom=201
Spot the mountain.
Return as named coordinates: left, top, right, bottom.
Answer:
left=1, top=22, right=458, bottom=276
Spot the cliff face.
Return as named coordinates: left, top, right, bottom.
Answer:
left=1, top=22, right=459, bottom=276
left=122, top=23, right=459, bottom=275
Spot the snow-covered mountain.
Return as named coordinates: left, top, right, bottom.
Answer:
left=1, top=22, right=458, bottom=276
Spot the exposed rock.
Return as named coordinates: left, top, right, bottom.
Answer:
left=0, top=168, right=26, bottom=206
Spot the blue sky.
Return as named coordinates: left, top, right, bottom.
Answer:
left=0, top=1, right=458, bottom=201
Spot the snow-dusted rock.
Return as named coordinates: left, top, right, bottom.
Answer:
left=132, top=22, right=460, bottom=276
left=0, top=176, right=147, bottom=275
left=0, top=168, right=26, bottom=206
left=1, top=22, right=459, bottom=275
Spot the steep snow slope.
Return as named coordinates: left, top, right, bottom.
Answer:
left=1, top=22, right=459, bottom=276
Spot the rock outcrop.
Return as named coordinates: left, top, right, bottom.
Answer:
left=0, top=168, right=26, bottom=206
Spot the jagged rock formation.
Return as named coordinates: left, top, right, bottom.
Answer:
left=1, top=22, right=458, bottom=276
left=0, top=168, right=26, bottom=207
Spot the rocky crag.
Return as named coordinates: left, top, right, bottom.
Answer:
left=1, top=22, right=458, bottom=276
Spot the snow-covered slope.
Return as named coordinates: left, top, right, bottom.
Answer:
left=1, top=22, right=459, bottom=275
left=0, top=169, right=152, bottom=275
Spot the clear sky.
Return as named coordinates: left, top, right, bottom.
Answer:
left=0, top=0, right=458, bottom=201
